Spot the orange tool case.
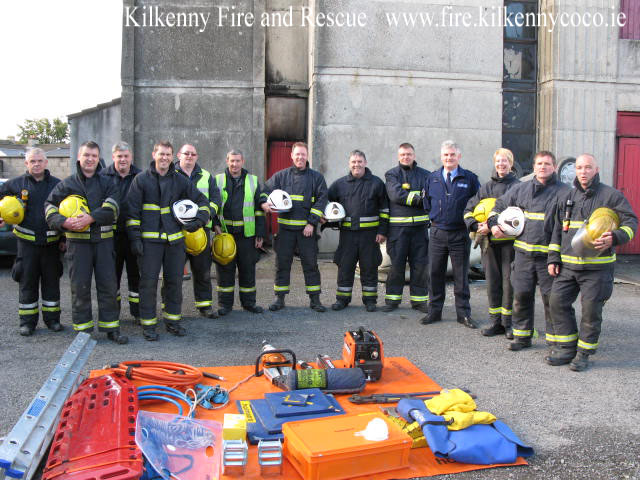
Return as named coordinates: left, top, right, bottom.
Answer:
left=282, top=412, right=412, bottom=480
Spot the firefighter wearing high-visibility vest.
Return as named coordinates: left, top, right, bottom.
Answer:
left=382, top=142, right=431, bottom=313
left=126, top=141, right=210, bottom=340
left=261, top=142, right=329, bottom=312
left=175, top=144, right=222, bottom=319
left=463, top=148, right=520, bottom=338
left=0, top=147, right=63, bottom=336
left=546, top=154, right=638, bottom=371
left=214, top=149, right=266, bottom=315
left=327, top=149, right=389, bottom=312
left=489, top=151, right=570, bottom=352
left=46, top=141, right=126, bottom=343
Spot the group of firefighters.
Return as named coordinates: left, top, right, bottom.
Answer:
left=0, top=139, right=636, bottom=372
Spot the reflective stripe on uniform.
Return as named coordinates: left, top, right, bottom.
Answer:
left=277, top=218, right=307, bottom=226
left=337, top=291, right=352, bottom=297
left=126, top=219, right=141, bottom=226
left=512, top=328, right=531, bottom=337
left=217, top=286, right=235, bottom=292
left=128, top=291, right=140, bottom=303
left=290, top=195, right=304, bottom=201
left=524, top=211, right=545, bottom=220
left=274, top=285, right=289, bottom=292
left=389, top=215, right=429, bottom=224
left=546, top=332, right=578, bottom=343
left=620, top=226, right=634, bottom=241
left=143, top=203, right=161, bottom=211
left=163, top=311, right=181, bottom=321
left=74, top=320, right=94, bottom=331
left=385, top=294, right=402, bottom=301
left=514, top=240, right=549, bottom=253
left=548, top=243, right=561, bottom=252
left=239, top=286, right=256, bottom=293
left=195, top=300, right=212, bottom=308
left=578, top=339, right=598, bottom=350
left=489, top=306, right=502, bottom=315
left=310, top=208, right=323, bottom=218
left=410, top=295, right=428, bottom=302
left=561, top=254, right=616, bottom=265
left=66, top=232, right=91, bottom=240
left=501, top=307, right=512, bottom=316
left=98, top=320, right=119, bottom=329
left=306, top=285, right=321, bottom=292
left=140, top=317, right=157, bottom=326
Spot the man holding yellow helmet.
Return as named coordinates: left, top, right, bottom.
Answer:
left=547, top=154, right=638, bottom=371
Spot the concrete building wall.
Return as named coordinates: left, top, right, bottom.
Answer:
left=68, top=100, right=121, bottom=171
left=0, top=156, right=70, bottom=180
left=308, top=0, right=504, bottom=189
left=121, top=0, right=266, bottom=177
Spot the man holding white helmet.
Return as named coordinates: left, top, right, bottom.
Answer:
left=175, top=143, right=222, bottom=319
left=126, top=141, right=209, bottom=340
left=546, top=154, right=637, bottom=371
left=261, top=142, right=328, bottom=312
left=489, top=151, right=569, bottom=352
left=327, top=150, right=388, bottom=311
left=46, top=141, right=124, bottom=343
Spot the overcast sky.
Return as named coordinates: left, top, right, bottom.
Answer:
left=0, top=1, right=122, bottom=139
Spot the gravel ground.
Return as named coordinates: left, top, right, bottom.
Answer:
left=0, top=252, right=638, bottom=479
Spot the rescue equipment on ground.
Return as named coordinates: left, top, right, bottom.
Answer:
left=59, top=194, right=91, bottom=232
left=172, top=199, right=199, bottom=225
left=0, top=333, right=96, bottom=480
left=380, top=406, right=428, bottom=448
left=472, top=197, right=497, bottom=223
left=497, top=206, right=525, bottom=236
left=267, top=189, right=292, bottom=212
left=348, top=388, right=474, bottom=404
left=323, top=202, right=346, bottom=221
left=273, top=367, right=367, bottom=394
left=255, top=341, right=296, bottom=383
left=135, top=410, right=222, bottom=480
left=257, top=439, right=283, bottom=475
left=397, top=389, right=534, bottom=465
left=342, top=327, right=384, bottom=381
left=316, top=354, right=336, bottom=369
left=0, top=195, right=25, bottom=225
left=282, top=412, right=411, bottom=480
left=236, top=388, right=345, bottom=444
left=105, top=360, right=204, bottom=388
left=222, top=439, right=249, bottom=475
left=571, top=207, right=620, bottom=257
left=212, top=232, right=237, bottom=265
left=43, top=374, right=144, bottom=480
left=183, top=227, right=207, bottom=255
left=223, top=414, right=247, bottom=441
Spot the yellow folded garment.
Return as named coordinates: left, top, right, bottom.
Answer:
left=443, top=410, right=497, bottom=431
left=425, top=388, right=477, bottom=415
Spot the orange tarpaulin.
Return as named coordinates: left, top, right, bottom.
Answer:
left=91, top=357, right=527, bottom=479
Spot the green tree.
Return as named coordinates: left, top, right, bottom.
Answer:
left=17, top=118, right=69, bottom=144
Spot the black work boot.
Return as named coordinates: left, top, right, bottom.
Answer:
left=569, top=352, right=591, bottom=372
left=508, top=337, right=532, bottom=351
left=420, top=310, right=442, bottom=325
left=107, top=329, right=129, bottom=345
left=331, top=300, right=348, bottom=311
left=199, top=307, right=219, bottom=319
left=364, top=303, right=377, bottom=312
left=19, top=325, right=34, bottom=336
left=47, top=322, right=64, bottom=332
left=412, top=303, right=429, bottom=313
left=142, top=325, right=159, bottom=341
left=309, top=294, right=326, bottom=313
left=381, top=304, right=398, bottom=313
left=166, top=322, right=186, bottom=336
left=481, top=314, right=505, bottom=336
left=504, top=318, right=514, bottom=339
left=544, top=347, right=576, bottom=366
left=218, top=305, right=233, bottom=316
left=269, top=295, right=285, bottom=311
left=243, top=304, right=264, bottom=314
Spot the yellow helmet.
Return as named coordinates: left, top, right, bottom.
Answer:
left=571, top=208, right=620, bottom=257
left=183, top=227, right=208, bottom=256
left=59, top=195, right=91, bottom=232
left=0, top=196, right=25, bottom=225
left=472, top=198, right=496, bottom=223
left=212, top=233, right=236, bottom=265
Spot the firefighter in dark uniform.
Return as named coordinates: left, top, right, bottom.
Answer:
left=489, top=151, right=569, bottom=351
left=126, top=141, right=210, bottom=340
left=382, top=143, right=430, bottom=313
left=328, top=150, right=388, bottom=312
left=214, top=149, right=265, bottom=315
left=546, top=154, right=637, bottom=371
left=0, top=148, right=63, bottom=336
left=421, top=140, right=480, bottom=327
left=463, top=148, right=520, bottom=338
left=46, top=141, right=126, bottom=344
left=175, top=144, right=222, bottom=319
left=100, top=141, right=141, bottom=323
left=261, top=142, right=328, bottom=312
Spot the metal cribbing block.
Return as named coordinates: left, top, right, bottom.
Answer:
left=0, top=333, right=97, bottom=480
left=222, top=439, right=248, bottom=476
left=258, top=439, right=283, bottom=475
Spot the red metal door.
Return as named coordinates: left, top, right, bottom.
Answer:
left=616, top=137, right=640, bottom=254
left=266, top=141, right=295, bottom=237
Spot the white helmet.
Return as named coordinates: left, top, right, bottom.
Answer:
left=267, top=189, right=292, bottom=212
left=324, top=202, right=346, bottom=221
left=172, top=199, right=199, bottom=225
left=497, top=207, right=525, bottom=237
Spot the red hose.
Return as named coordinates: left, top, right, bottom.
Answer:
left=105, top=361, right=203, bottom=388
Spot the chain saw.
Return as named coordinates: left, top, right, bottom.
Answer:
left=255, top=341, right=297, bottom=384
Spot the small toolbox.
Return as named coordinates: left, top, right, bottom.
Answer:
left=282, top=412, right=411, bottom=480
